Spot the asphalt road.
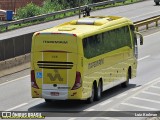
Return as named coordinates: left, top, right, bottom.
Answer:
left=0, top=0, right=160, bottom=120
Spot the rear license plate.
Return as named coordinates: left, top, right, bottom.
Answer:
left=50, top=92, right=59, bottom=96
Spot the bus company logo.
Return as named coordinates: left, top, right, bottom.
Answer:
left=47, top=70, right=63, bottom=81
left=1, top=112, right=45, bottom=119
left=88, top=58, right=104, bottom=69
left=43, top=40, right=68, bottom=44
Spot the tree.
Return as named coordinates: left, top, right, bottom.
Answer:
left=16, top=3, right=41, bottom=19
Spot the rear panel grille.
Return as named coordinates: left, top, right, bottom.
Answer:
left=37, top=61, right=73, bottom=69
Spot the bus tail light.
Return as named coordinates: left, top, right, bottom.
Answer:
left=71, top=71, right=82, bottom=90
left=31, top=70, right=39, bottom=89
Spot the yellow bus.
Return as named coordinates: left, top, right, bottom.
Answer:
left=31, top=16, right=143, bottom=103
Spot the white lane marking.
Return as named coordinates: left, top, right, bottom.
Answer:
left=68, top=118, right=76, bottom=120
left=115, top=93, right=127, bottom=99
left=100, top=100, right=112, bottom=106
left=131, top=86, right=141, bottom=92
left=144, top=30, right=160, bottom=38
left=132, top=96, right=160, bottom=104
left=151, top=85, right=160, bottom=89
left=81, top=108, right=95, bottom=115
left=104, top=77, right=160, bottom=111
left=6, top=103, right=28, bottom=111
left=130, top=10, right=160, bottom=19
left=144, top=77, right=160, bottom=86
left=138, top=55, right=150, bottom=61
left=121, top=103, right=158, bottom=110
left=86, top=108, right=95, bottom=111
left=142, top=91, right=160, bottom=97
left=109, top=108, right=120, bottom=111
left=89, top=118, right=97, bottom=120
left=0, top=75, right=30, bottom=86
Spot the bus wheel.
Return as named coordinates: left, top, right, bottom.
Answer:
left=95, top=81, right=102, bottom=101
left=86, top=84, right=95, bottom=103
left=45, top=99, right=52, bottom=103
left=155, top=2, right=159, bottom=5
left=121, top=71, right=129, bottom=88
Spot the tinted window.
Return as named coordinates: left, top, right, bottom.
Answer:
left=83, top=26, right=131, bottom=58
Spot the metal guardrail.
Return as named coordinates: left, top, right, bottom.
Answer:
left=2, top=0, right=159, bottom=32
left=0, top=0, right=126, bottom=31
left=134, top=15, right=160, bottom=31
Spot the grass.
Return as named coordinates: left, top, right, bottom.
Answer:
left=0, top=0, right=143, bottom=32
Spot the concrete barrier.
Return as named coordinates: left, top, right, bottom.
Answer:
left=0, top=54, right=30, bottom=77
left=15, top=55, right=25, bottom=65
left=5, top=58, right=16, bottom=69
left=0, top=32, right=33, bottom=61
left=0, top=61, right=6, bottom=71
left=24, top=53, right=31, bottom=62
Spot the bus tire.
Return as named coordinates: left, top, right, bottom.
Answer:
left=155, top=2, right=159, bottom=5
left=45, top=99, right=52, bottom=103
left=121, top=70, right=130, bottom=88
left=95, top=81, right=102, bottom=101
left=86, top=84, right=95, bottom=103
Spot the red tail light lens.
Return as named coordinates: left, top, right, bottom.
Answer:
left=31, top=70, right=39, bottom=89
left=71, top=71, right=82, bottom=90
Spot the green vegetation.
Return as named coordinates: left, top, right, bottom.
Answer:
left=16, top=3, right=41, bottom=19
left=15, top=0, right=92, bottom=19
left=15, top=0, right=139, bottom=19
left=1, top=0, right=142, bottom=32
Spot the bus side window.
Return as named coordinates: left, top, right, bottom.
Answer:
left=83, top=38, right=88, bottom=49
left=96, top=34, right=102, bottom=43
left=130, top=25, right=135, bottom=31
left=129, top=25, right=137, bottom=45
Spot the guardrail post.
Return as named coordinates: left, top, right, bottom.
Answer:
left=92, top=6, right=95, bottom=10
left=146, top=24, right=149, bottom=29
left=103, top=4, right=105, bottom=8
left=156, top=21, right=158, bottom=27
left=13, top=38, right=15, bottom=58
left=6, top=26, right=8, bottom=31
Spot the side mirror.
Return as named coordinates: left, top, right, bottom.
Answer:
left=134, top=32, right=143, bottom=45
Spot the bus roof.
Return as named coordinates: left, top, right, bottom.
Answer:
left=38, top=16, right=133, bottom=37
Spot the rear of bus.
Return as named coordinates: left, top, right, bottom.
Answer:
left=31, top=32, right=83, bottom=101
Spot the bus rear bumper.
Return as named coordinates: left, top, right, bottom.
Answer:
left=42, top=89, right=68, bottom=100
